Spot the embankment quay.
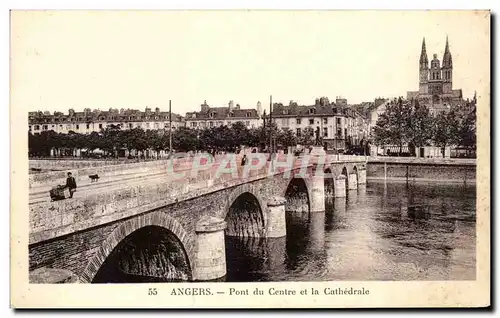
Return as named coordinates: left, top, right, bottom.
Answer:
left=366, top=157, right=476, bottom=183
left=28, top=155, right=476, bottom=283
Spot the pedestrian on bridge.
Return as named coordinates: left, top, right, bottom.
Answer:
left=65, top=172, right=77, bottom=198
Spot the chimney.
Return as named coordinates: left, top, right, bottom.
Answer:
left=201, top=100, right=209, bottom=112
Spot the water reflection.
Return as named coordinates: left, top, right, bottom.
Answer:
left=225, top=181, right=476, bottom=282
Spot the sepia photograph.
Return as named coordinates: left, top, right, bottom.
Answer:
left=10, top=9, right=490, bottom=308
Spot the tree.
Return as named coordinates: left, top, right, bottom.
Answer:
left=432, top=110, right=460, bottom=158
left=101, top=124, right=122, bottom=157
left=277, top=128, right=297, bottom=149
left=373, top=97, right=413, bottom=155
left=298, top=127, right=315, bottom=147
left=406, top=99, right=434, bottom=156
left=455, top=104, right=476, bottom=156
left=173, top=127, right=200, bottom=152
left=230, top=121, right=251, bottom=148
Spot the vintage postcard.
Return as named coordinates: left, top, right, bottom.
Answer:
left=10, top=10, right=490, bottom=308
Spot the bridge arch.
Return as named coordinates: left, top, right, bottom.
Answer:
left=81, top=212, right=194, bottom=283
left=224, top=186, right=265, bottom=237
left=283, top=177, right=310, bottom=212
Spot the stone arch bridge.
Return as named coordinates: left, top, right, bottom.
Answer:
left=29, top=155, right=366, bottom=283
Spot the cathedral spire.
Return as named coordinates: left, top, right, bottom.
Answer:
left=419, top=37, right=429, bottom=69
left=442, top=35, right=452, bottom=68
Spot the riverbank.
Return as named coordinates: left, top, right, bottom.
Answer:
left=366, top=157, right=476, bottom=183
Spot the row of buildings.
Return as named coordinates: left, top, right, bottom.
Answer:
left=29, top=96, right=370, bottom=151
left=28, top=37, right=476, bottom=153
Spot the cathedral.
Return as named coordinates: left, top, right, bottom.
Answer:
left=407, top=37, right=466, bottom=114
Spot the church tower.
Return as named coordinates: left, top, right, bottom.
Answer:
left=419, top=37, right=429, bottom=94
left=441, top=36, right=453, bottom=94
left=429, top=53, right=442, bottom=95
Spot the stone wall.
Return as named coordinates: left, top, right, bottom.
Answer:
left=29, top=159, right=187, bottom=189
left=366, top=162, right=476, bottom=183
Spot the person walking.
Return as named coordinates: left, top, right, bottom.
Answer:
left=65, top=172, right=77, bottom=198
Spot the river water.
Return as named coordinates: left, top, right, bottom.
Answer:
left=225, top=181, right=476, bottom=282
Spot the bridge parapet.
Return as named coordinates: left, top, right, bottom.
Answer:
left=29, top=159, right=313, bottom=245
left=29, top=154, right=367, bottom=246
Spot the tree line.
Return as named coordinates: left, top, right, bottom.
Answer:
left=28, top=121, right=322, bottom=158
left=372, top=97, right=476, bottom=157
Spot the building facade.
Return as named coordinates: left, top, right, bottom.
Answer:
left=184, top=100, right=263, bottom=129
left=270, top=97, right=369, bottom=151
left=28, top=107, right=185, bottom=134
left=407, top=37, right=465, bottom=114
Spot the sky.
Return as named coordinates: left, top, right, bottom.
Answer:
left=11, top=10, right=489, bottom=115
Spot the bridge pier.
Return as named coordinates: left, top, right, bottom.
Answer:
left=193, top=216, right=227, bottom=281
left=357, top=168, right=367, bottom=185
left=266, top=196, right=287, bottom=238
left=307, top=211, right=326, bottom=252
left=309, top=176, right=325, bottom=212
left=334, top=175, right=347, bottom=198
left=348, top=173, right=358, bottom=190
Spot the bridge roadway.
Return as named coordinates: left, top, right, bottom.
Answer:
left=28, top=153, right=368, bottom=283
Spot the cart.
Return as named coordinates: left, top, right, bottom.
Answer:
left=49, top=185, right=70, bottom=201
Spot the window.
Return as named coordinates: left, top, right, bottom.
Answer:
left=129, top=123, right=133, bottom=129
left=336, top=129, right=342, bottom=138
left=323, top=118, right=328, bottom=124
left=29, top=126, right=32, bottom=131
left=296, top=128, right=301, bottom=137
left=34, top=125, right=40, bottom=130
left=59, top=125, right=63, bottom=129
left=246, top=112, right=251, bottom=117
left=336, top=118, right=341, bottom=126
left=51, top=125, right=55, bottom=128
left=86, top=124, right=90, bottom=129
left=309, top=119, right=314, bottom=125
left=75, top=124, right=79, bottom=130
left=323, top=127, right=328, bottom=137
left=309, top=108, right=316, bottom=114
left=296, top=118, right=301, bottom=125
left=209, top=121, right=214, bottom=127
left=99, top=124, right=103, bottom=129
